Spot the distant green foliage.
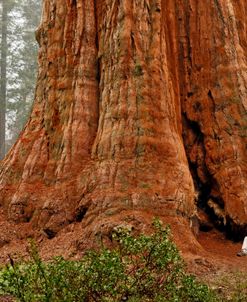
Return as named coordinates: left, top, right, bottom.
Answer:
left=0, top=220, right=217, bottom=302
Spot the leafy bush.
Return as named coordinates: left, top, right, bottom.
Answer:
left=0, top=220, right=217, bottom=302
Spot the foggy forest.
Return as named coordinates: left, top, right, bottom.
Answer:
left=0, top=0, right=41, bottom=160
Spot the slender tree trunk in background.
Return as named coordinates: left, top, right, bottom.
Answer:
left=0, top=0, right=7, bottom=160
left=0, top=0, right=246, bottom=253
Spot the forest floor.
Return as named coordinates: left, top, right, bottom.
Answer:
left=198, top=229, right=245, bottom=271
left=0, top=227, right=246, bottom=302
left=1, top=204, right=247, bottom=299
left=183, top=228, right=247, bottom=297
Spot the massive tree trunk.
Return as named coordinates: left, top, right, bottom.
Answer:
left=0, top=0, right=246, bottom=251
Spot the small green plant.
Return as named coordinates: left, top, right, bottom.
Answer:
left=133, top=64, right=143, bottom=77
left=0, top=220, right=217, bottom=302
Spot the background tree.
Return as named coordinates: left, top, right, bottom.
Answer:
left=7, top=0, right=41, bottom=146
left=0, top=0, right=8, bottom=160
left=0, top=0, right=41, bottom=156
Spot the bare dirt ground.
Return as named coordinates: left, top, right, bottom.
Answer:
left=184, top=228, right=247, bottom=283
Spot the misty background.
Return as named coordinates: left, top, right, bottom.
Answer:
left=0, top=0, right=42, bottom=160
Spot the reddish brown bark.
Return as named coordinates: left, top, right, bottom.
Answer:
left=0, top=0, right=246, bottom=252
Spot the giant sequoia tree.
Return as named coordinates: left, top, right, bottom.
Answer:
left=0, top=0, right=246, bottom=249
left=0, top=0, right=8, bottom=160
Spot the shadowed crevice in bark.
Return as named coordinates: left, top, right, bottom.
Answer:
left=75, top=205, right=88, bottom=222
left=44, top=228, right=56, bottom=239
left=182, top=112, right=247, bottom=239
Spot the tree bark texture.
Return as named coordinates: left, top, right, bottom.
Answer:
left=0, top=0, right=246, bottom=246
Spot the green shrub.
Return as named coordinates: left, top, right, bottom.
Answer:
left=0, top=220, right=217, bottom=302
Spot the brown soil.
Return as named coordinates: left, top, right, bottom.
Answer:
left=185, top=229, right=247, bottom=280
left=0, top=296, right=14, bottom=302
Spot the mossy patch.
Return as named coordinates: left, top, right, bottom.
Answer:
left=133, top=64, right=143, bottom=77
